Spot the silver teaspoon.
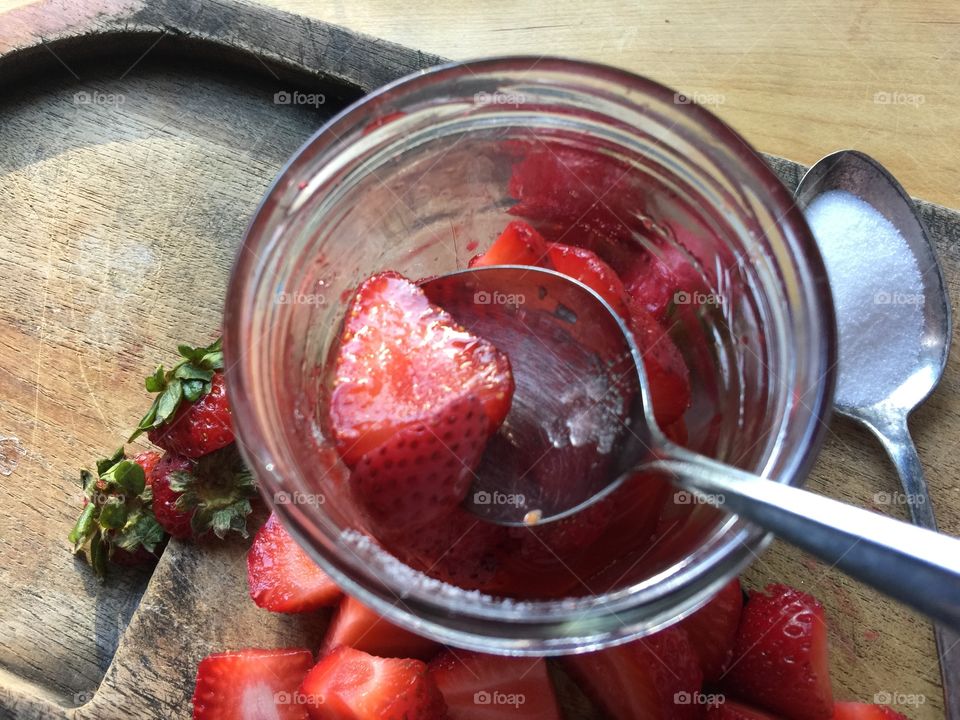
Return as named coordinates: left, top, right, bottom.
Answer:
left=422, top=266, right=960, bottom=633
left=796, top=149, right=957, bottom=718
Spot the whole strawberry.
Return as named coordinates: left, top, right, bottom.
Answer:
left=68, top=448, right=166, bottom=577
left=129, top=338, right=234, bottom=458
left=150, top=445, right=257, bottom=540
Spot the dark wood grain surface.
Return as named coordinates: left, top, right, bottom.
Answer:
left=0, top=1, right=956, bottom=718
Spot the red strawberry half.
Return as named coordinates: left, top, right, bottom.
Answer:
left=832, top=703, right=908, bottom=720
left=350, top=394, right=488, bottom=532
left=330, top=272, right=513, bottom=467
left=192, top=647, right=313, bottom=720
left=131, top=338, right=234, bottom=458
left=679, top=578, right=744, bottom=683
left=627, top=299, right=691, bottom=427
left=469, top=220, right=549, bottom=268
left=322, top=595, right=439, bottom=661
left=429, top=649, right=562, bottom=719
left=247, top=513, right=342, bottom=613
left=299, top=646, right=447, bottom=720
left=562, top=625, right=703, bottom=720
left=547, top=242, right=629, bottom=317
left=722, top=584, right=833, bottom=720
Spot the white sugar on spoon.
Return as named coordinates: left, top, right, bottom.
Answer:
left=804, top=189, right=924, bottom=408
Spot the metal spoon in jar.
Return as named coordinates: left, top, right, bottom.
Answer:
left=795, top=149, right=957, bottom=719
left=421, top=265, right=960, bottom=633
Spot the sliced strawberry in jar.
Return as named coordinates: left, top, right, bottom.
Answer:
left=330, top=272, right=514, bottom=467
left=386, top=507, right=516, bottom=592
left=322, top=595, right=439, bottom=661
left=350, top=394, right=487, bottom=532
left=562, top=626, right=703, bottom=720
left=246, top=514, right=342, bottom=613
left=192, top=647, right=314, bottom=720
left=627, top=299, right=691, bottom=427
left=299, top=646, right=446, bottom=720
left=546, top=242, right=629, bottom=318
left=469, top=219, right=549, bottom=268
left=722, top=584, right=834, bottom=720
left=429, top=649, right=563, bottom=719
left=678, top=578, right=744, bottom=683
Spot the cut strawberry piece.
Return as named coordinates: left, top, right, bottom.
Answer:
left=627, top=299, right=691, bottom=427
left=429, top=649, right=562, bottom=719
left=562, top=626, right=703, bottom=720
left=386, top=508, right=516, bottom=591
left=620, top=244, right=709, bottom=322
left=192, top=647, right=314, bottom=720
left=832, top=703, right=908, bottom=720
left=679, top=578, right=743, bottom=683
left=322, top=595, right=439, bottom=661
left=722, top=584, right=833, bottom=720
left=350, top=394, right=487, bottom=532
left=469, top=220, right=549, bottom=268
left=247, top=514, right=342, bottom=613
left=330, top=272, right=514, bottom=467
left=546, top=243, right=629, bottom=317
left=299, top=646, right=446, bottom=720
left=707, top=700, right=783, bottom=719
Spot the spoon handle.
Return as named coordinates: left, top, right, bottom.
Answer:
left=859, top=411, right=960, bottom=720
left=652, top=452, right=960, bottom=634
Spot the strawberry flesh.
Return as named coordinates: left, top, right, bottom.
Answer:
left=299, top=646, right=447, bottom=720
left=627, top=299, right=691, bottom=427
left=429, top=649, right=562, bottom=719
left=350, top=394, right=487, bottom=532
left=322, top=595, right=439, bottom=661
left=832, top=703, right=908, bottom=720
left=562, top=626, right=703, bottom=720
left=469, top=220, right=549, bottom=268
left=546, top=242, right=629, bottom=317
left=330, top=272, right=513, bottom=467
left=148, top=371, right=234, bottom=458
left=679, top=578, right=743, bottom=683
left=192, top=647, right=314, bottom=720
left=247, top=513, right=342, bottom=613
left=722, top=584, right=834, bottom=720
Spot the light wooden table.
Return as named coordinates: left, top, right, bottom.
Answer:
left=2, top=0, right=958, bottom=209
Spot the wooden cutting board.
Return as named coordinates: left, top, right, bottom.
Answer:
left=0, top=1, right=956, bottom=718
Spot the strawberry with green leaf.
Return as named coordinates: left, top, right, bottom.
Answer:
left=129, top=338, right=234, bottom=458
left=151, top=445, right=258, bottom=540
left=68, top=448, right=166, bottom=576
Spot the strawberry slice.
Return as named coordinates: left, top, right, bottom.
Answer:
left=350, top=394, right=487, bottom=532
left=627, top=299, right=691, bottom=427
left=546, top=242, right=629, bottom=317
left=247, top=514, right=342, bottom=613
left=385, top=507, right=516, bottom=592
left=832, top=703, right=908, bottom=720
left=322, top=595, right=439, bottom=661
left=562, top=626, right=703, bottom=720
left=192, top=647, right=314, bottom=720
left=429, top=649, right=562, bottom=719
left=722, top=584, right=834, bottom=720
left=707, top=700, right=783, bottom=719
left=330, top=272, right=513, bottom=467
left=469, top=220, right=549, bottom=268
left=679, top=578, right=744, bottom=683
left=299, top=646, right=446, bottom=720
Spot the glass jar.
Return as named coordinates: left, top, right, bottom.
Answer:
left=224, top=57, right=836, bottom=655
